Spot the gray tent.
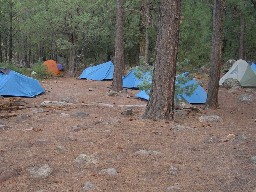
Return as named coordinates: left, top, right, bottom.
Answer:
left=219, top=59, right=256, bottom=87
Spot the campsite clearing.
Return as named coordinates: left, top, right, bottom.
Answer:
left=0, top=77, right=256, bottom=192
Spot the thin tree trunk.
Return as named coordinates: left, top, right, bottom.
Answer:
left=239, top=13, right=245, bottom=59
left=68, top=44, right=76, bottom=75
left=4, top=36, right=8, bottom=61
left=24, top=36, right=28, bottom=67
left=112, top=0, right=125, bottom=92
left=27, top=48, right=31, bottom=68
left=0, top=33, right=2, bottom=63
left=206, top=0, right=225, bottom=109
left=144, top=0, right=150, bottom=64
left=139, top=0, right=150, bottom=65
left=40, top=44, right=46, bottom=61
left=8, top=1, right=13, bottom=63
left=143, top=0, right=181, bottom=120
left=68, top=32, right=76, bottom=75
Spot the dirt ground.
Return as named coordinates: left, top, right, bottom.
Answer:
left=0, top=76, right=256, bottom=192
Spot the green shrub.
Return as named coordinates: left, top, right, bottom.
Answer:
left=0, top=62, right=32, bottom=76
left=31, top=62, right=51, bottom=79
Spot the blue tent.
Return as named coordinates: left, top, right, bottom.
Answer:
left=122, top=70, right=152, bottom=89
left=251, top=63, right=256, bottom=73
left=57, top=63, right=64, bottom=71
left=0, top=70, right=45, bottom=97
left=178, top=79, right=207, bottom=104
left=135, top=74, right=207, bottom=104
left=79, top=61, right=114, bottom=80
left=135, top=90, right=150, bottom=100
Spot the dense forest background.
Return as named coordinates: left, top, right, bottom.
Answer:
left=0, top=0, right=255, bottom=73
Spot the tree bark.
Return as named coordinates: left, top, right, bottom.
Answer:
left=68, top=44, right=76, bottom=75
left=4, top=36, right=8, bottom=61
left=0, top=33, right=2, bottom=63
left=8, top=1, right=13, bottom=63
left=206, top=0, right=225, bottom=109
left=143, top=0, right=181, bottom=120
left=112, top=0, right=125, bottom=92
left=67, top=32, right=76, bottom=75
left=239, top=11, right=245, bottom=59
left=139, top=0, right=150, bottom=65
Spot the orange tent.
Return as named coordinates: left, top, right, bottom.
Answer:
left=43, top=60, right=61, bottom=75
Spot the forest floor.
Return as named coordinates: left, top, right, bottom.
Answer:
left=0, top=75, right=256, bottom=192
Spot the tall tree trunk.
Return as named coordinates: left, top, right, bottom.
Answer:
left=8, top=1, right=13, bottom=63
left=206, top=0, right=225, bottom=109
left=239, top=13, right=245, bottom=59
left=68, top=32, right=76, bottom=75
left=4, top=36, right=8, bottom=61
left=40, top=44, right=46, bottom=61
left=143, top=0, right=181, bottom=120
left=68, top=44, right=76, bottom=75
left=23, top=36, right=28, bottom=67
left=139, top=0, right=150, bottom=65
left=0, top=33, right=2, bottom=63
left=28, top=47, right=31, bottom=68
left=112, top=0, right=125, bottom=92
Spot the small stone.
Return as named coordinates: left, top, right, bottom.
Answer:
left=222, top=78, right=240, bottom=89
left=74, top=154, right=97, bottom=164
left=56, top=145, right=67, bottom=153
left=235, top=133, right=247, bottom=141
left=107, top=91, right=118, bottom=96
left=60, top=113, right=70, bottom=117
left=99, top=168, right=117, bottom=176
left=40, top=100, right=72, bottom=107
left=251, top=156, right=256, bottom=164
left=82, top=181, right=95, bottom=191
left=28, top=164, right=53, bottom=179
left=61, top=97, right=75, bottom=103
left=73, top=111, right=89, bottom=118
left=166, top=185, right=181, bottom=192
left=0, top=124, right=7, bottom=131
left=88, top=88, right=93, bottom=91
left=121, top=108, right=133, bottom=116
left=70, top=125, right=84, bottom=132
left=199, top=115, right=222, bottom=123
left=68, top=135, right=77, bottom=141
left=135, top=149, right=161, bottom=156
left=205, top=136, right=220, bottom=144
left=32, top=108, right=45, bottom=113
left=225, top=133, right=236, bottom=141
left=238, top=94, right=253, bottom=102
left=173, top=124, right=192, bottom=131
left=169, top=166, right=179, bottom=176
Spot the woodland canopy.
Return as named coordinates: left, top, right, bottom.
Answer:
left=0, top=0, right=255, bottom=72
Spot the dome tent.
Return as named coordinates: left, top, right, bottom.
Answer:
left=219, top=59, right=256, bottom=87
left=43, top=60, right=62, bottom=75
left=122, top=69, right=152, bottom=89
left=0, top=69, right=45, bottom=97
left=135, top=73, right=207, bottom=104
left=79, top=61, right=114, bottom=80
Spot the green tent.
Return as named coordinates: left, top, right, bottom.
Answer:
left=219, top=59, right=256, bottom=87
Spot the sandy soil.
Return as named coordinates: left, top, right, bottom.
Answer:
left=0, top=77, right=256, bottom=192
